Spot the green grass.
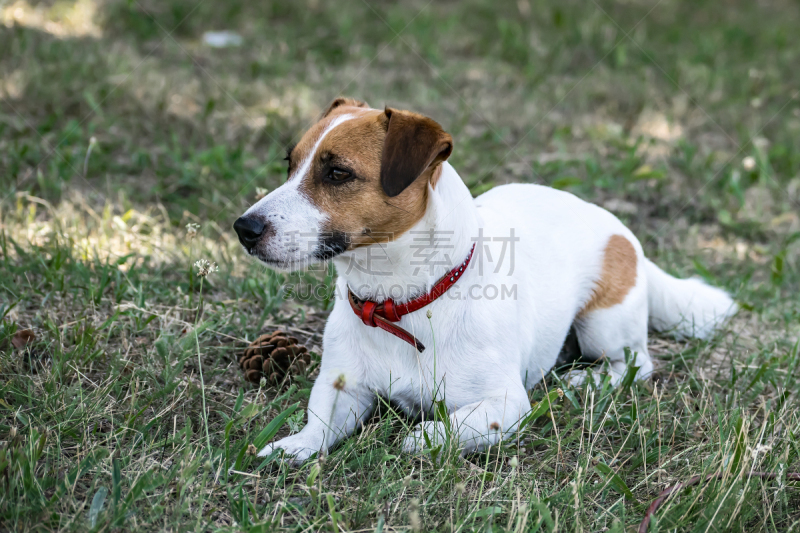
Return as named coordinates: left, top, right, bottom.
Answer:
left=1, top=0, right=800, bottom=531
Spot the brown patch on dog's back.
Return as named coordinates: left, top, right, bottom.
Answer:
left=580, top=234, right=638, bottom=315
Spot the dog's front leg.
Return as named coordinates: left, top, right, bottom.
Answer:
left=402, top=381, right=530, bottom=455
left=259, top=372, right=375, bottom=465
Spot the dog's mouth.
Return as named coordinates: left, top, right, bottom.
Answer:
left=257, top=255, right=295, bottom=268
left=247, top=252, right=311, bottom=272
left=313, top=230, right=349, bottom=261
left=241, top=244, right=300, bottom=266
left=245, top=233, right=349, bottom=271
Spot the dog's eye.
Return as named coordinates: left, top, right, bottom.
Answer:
left=328, top=168, right=352, bottom=182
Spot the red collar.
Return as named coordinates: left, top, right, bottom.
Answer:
left=347, top=244, right=476, bottom=352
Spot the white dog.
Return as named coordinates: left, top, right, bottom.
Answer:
left=233, top=98, right=736, bottom=464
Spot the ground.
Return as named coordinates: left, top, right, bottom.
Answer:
left=1, top=0, right=800, bottom=531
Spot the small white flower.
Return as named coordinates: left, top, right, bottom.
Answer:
left=742, top=156, right=756, bottom=172
left=509, top=456, right=518, bottom=468
left=751, top=444, right=771, bottom=459
left=333, top=373, right=346, bottom=391
left=255, top=187, right=268, bottom=201
left=194, top=259, right=218, bottom=277
left=186, top=223, right=200, bottom=239
left=426, top=309, right=432, bottom=319
left=753, top=136, right=769, bottom=150
left=409, top=499, right=421, bottom=533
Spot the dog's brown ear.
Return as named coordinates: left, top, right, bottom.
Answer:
left=380, top=107, right=453, bottom=197
left=321, top=97, right=369, bottom=118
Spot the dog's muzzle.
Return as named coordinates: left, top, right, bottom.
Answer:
left=233, top=216, right=268, bottom=250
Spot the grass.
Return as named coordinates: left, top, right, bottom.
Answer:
left=1, top=0, right=800, bottom=530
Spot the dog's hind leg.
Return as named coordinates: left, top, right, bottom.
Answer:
left=566, top=275, right=654, bottom=388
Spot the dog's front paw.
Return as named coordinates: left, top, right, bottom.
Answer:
left=402, top=421, right=447, bottom=454
left=258, top=433, right=323, bottom=465
left=562, top=368, right=605, bottom=388
left=563, top=369, right=589, bottom=388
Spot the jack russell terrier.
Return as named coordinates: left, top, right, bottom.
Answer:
left=233, top=97, right=736, bottom=464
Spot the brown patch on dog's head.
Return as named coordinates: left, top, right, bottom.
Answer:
left=320, top=97, right=369, bottom=119
left=287, top=100, right=453, bottom=255
left=285, top=98, right=372, bottom=178
left=579, top=234, right=638, bottom=315
left=380, top=107, right=453, bottom=197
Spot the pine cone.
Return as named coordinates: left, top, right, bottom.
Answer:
left=239, top=330, right=310, bottom=385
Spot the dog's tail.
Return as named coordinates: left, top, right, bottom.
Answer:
left=645, top=259, right=737, bottom=339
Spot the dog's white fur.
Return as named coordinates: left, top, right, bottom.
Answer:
left=242, top=113, right=736, bottom=464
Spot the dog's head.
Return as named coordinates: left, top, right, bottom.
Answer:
left=233, top=98, right=453, bottom=270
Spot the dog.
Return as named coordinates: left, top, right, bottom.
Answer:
left=233, top=97, right=736, bottom=464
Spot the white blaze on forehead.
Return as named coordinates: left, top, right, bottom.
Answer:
left=293, top=113, right=355, bottom=184
left=239, top=113, right=357, bottom=268
left=244, top=113, right=355, bottom=217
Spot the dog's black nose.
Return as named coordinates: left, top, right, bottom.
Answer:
left=233, top=216, right=266, bottom=249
